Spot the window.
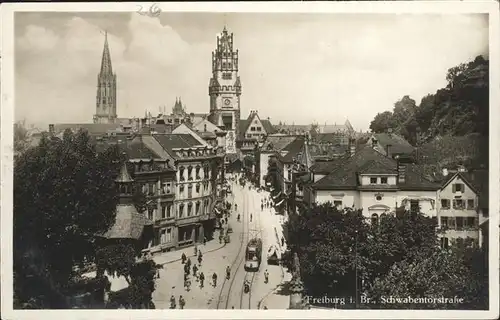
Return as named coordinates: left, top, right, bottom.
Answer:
left=167, top=205, right=172, bottom=218
left=452, top=183, right=465, bottom=193
left=196, top=201, right=201, bottom=215
left=453, top=199, right=465, bottom=210
left=467, top=217, right=476, bottom=228
left=179, top=167, right=185, bottom=181
left=160, top=229, right=166, bottom=244
left=371, top=213, right=379, bottom=226
left=287, top=170, right=292, bottom=181
left=447, top=217, right=456, bottom=229
left=188, top=184, right=193, bottom=198
left=251, top=127, right=256, bottom=132
left=375, top=195, right=383, bottom=201
left=380, top=177, right=388, bottom=184
left=196, top=167, right=201, bottom=179
left=370, top=177, right=377, bottom=184
left=196, top=183, right=201, bottom=194
left=410, top=200, right=419, bottom=214
left=222, top=72, right=232, bottom=80
left=441, top=199, right=451, bottom=209
left=187, top=166, right=193, bottom=180
left=161, top=205, right=167, bottom=219
left=456, top=217, right=464, bottom=230
left=333, top=200, right=342, bottom=209
left=467, top=199, right=475, bottom=210
left=147, top=207, right=154, bottom=220
left=161, top=182, right=171, bottom=194
left=188, top=202, right=193, bottom=216
left=256, top=127, right=262, bottom=132
left=441, top=237, right=449, bottom=249
left=179, top=204, right=184, bottom=218
left=166, top=228, right=172, bottom=243
left=148, top=183, right=156, bottom=196
left=246, top=134, right=252, bottom=138
left=102, top=97, right=107, bottom=104
left=440, top=217, right=448, bottom=228
left=179, top=185, right=185, bottom=196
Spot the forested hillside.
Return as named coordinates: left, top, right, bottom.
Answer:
left=369, top=55, right=489, bottom=168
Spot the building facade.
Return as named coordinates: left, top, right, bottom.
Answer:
left=208, top=26, right=242, bottom=155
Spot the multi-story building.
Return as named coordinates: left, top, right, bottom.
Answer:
left=140, top=133, right=224, bottom=247
left=305, top=145, right=441, bottom=222
left=258, top=134, right=301, bottom=187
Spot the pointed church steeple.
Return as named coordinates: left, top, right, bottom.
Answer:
left=100, top=31, right=113, bottom=75
left=94, top=31, right=117, bottom=124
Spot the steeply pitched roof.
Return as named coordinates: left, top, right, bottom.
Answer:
left=464, top=169, right=489, bottom=208
left=261, top=135, right=298, bottom=152
left=357, top=159, right=397, bottom=174
left=372, top=133, right=414, bottom=155
left=312, top=146, right=439, bottom=191
left=116, top=163, right=134, bottom=183
left=260, top=119, right=275, bottom=135
left=92, top=136, right=161, bottom=160
left=280, top=138, right=305, bottom=163
left=104, top=204, right=152, bottom=240
left=153, top=134, right=203, bottom=158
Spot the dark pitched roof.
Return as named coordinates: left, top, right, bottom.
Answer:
left=116, top=163, right=134, bottom=183
left=104, top=205, right=152, bottom=240
left=466, top=169, right=489, bottom=208
left=260, top=119, right=275, bottom=135
left=440, top=172, right=478, bottom=193
left=280, top=138, right=305, bottom=163
left=312, top=146, right=439, bottom=191
left=153, top=134, right=202, bottom=157
left=261, top=135, right=298, bottom=152
left=373, top=133, right=414, bottom=155
left=54, top=123, right=122, bottom=135
left=92, top=136, right=161, bottom=159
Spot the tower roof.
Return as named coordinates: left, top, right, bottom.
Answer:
left=100, top=31, right=113, bottom=75
left=115, top=162, right=133, bottom=183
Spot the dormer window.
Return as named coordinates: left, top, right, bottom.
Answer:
left=380, top=177, right=388, bottom=184
left=370, top=177, right=377, bottom=184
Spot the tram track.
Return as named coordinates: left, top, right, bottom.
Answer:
left=239, top=187, right=263, bottom=309
left=216, top=183, right=250, bottom=309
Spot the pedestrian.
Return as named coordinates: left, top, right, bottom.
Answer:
left=194, top=244, right=198, bottom=256
left=199, top=272, right=205, bottom=288
left=261, top=204, right=263, bottom=211
left=226, top=265, right=231, bottom=280
left=170, top=295, right=176, bottom=309
left=187, top=257, right=192, bottom=268
left=198, top=252, right=203, bottom=265
left=203, top=236, right=207, bottom=245
left=264, top=269, right=269, bottom=284
left=250, top=214, right=253, bottom=222
left=181, top=252, right=186, bottom=264
left=193, top=264, right=198, bottom=277
left=185, top=279, right=191, bottom=292
left=179, top=295, right=185, bottom=309
left=156, top=268, right=160, bottom=279
left=281, top=236, right=285, bottom=247
left=212, top=272, right=217, bottom=287
left=184, top=263, right=190, bottom=276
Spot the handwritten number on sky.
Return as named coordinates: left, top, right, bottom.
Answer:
left=137, top=3, right=161, bottom=18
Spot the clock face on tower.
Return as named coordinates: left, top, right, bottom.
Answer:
left=224, top=98, right=231, bottom=107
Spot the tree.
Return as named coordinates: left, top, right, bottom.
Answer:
left=285, top=203, right=443, bottom=307
left=14, top=129, right=121, bottom=307
left=367, top=245, right=488, bottom=309
left=14, top=120, right=31, bottom=155
left=369, top=111, right=394, bottom=133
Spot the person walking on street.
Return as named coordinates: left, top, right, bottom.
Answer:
left=198, top=251, right=203, bottom=265
left=261, top=203, right=264, bottom=211
left=170, top=295, right=176, bottom=309
left=212, top=272, right=217, bottom=287
left=199, top=272, right=205, bottom=288
left=179, top=295, right=185, bottom=309
left=184, top=263, right=190, bottom=276
left=226, top=265, right=231, bottom=280
left=193, top=264, right=198, bottom=277
left=203, top=236, right=207, bottom=245
left=281, top=236, right=285, bottom=247
left=181, top=252, right=187, bottom=264
left=194, top=245, right=198, bottom=256
left=185, top=278, right=191, bottom=292
left=250, top=214, right=253, bottom=222
left=264, top=269, right=269, bottom=284
left=187, top=257, right=192, bottom=269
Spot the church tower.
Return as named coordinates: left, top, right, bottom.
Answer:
left=208, top=26, right=242, bottom=154
left=94, top=32, right=117, bottom=124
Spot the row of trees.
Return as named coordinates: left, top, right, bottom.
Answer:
left=284, top=203, right=488, bottom=309
left=369, top=55, right=489, bottom=147
left=14, top=127, right=160, bottom=308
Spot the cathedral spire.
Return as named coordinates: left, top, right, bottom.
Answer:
left=100, top=30, right=113, bottom=75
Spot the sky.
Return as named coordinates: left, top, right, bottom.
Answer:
left=14, top=12, right=488, bottom=131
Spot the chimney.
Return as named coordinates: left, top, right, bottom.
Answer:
left=349, top=138, right=356, bottom=157
left=49, top=124, right=55, bottom=134
left=458, top=165, right=466, bottom=172
left=442, top=168, right=448, bottom=177
left=386, top=144, right=392, bottom=158
left=397, top=158, right=406, bottom=183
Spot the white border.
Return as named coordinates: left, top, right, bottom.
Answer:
left=1, top=1, right=499, bottom=319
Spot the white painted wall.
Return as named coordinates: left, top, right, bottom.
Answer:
left=260, top=152, right=271, bottom=186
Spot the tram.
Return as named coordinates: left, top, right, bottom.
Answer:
left=244, top=238, right=263, bottom=271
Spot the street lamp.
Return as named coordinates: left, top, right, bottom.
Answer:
left=355, top=228, right=359, bottom=309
